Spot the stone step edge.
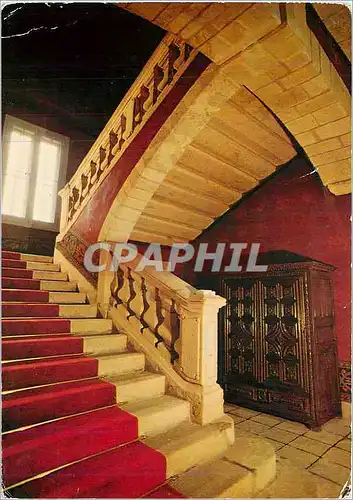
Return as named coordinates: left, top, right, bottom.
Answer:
left=3, top=370, right=166, bottom=434
left=2, top=334, right=128, bottom=363
left=4, top=436, right=140, bottom=492
left=169, top=434, right=276, bottom=498
left=1, top=251, right=53, bottom=263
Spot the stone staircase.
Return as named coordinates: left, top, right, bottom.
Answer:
left=2, top=249, right=275, bottom=498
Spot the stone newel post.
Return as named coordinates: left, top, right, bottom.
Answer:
left=175, top=290, right=227, bottom=424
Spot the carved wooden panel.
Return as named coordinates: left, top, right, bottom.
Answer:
left=210, top=259, right=341, bottom=429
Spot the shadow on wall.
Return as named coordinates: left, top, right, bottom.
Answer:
left=190, top=155, right=351, bottom=364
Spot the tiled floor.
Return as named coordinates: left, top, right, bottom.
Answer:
left=224, top=403, right=351, bottom=498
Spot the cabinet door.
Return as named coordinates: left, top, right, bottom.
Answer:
left=221, top=272, right=311, bottom=403
left=310, top=271, right=341, bottom=421
left=220, top=276, right=258, bottom=391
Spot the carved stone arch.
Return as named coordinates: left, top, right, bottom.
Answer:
left=98, top=64, right=244, bottom=243
left=121, top=2, right=351, bottom=196
left=99, top=66, right=300, bottom=244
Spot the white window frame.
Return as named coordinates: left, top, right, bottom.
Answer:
left=2, top=115, right=70, bottom=232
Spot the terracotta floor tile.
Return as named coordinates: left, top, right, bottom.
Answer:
left=290, top=435, right=331, bottom=456
left=309, top=457, right=350, bottom=485
left=228, top=413, right=245, bottom=425
left=275, top=420, right=309, bottom=435
left=322, top=418, right=351, bottom=437
left=278, top=445, right=318, bottom=468
left=228, top=405, right=260, bottom=419
left=262, top=437, right=286, bottom=451
left=335, top=438, right=351, bottom=452
left=261, top=427, right=297, bottom=444
left=322, top=447, right=351, bottom=468
left=251, top=413, right=284, bottom=427
left=234, top=419, right=269, bottom=435
left=224, top=403, right=237, bottom=412
left=305, top=429, right=342, bottom=445
left=255, top=457, right=340, bottom=498
left=314, top=477, right=344, bottom=498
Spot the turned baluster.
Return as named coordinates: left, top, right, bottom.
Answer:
left=79, top=173, right=89, bottom=203
left=108, top=131, right=118, bottom=165
left=132, top=86, right=150, bottom=129
left=152, top=65, right=164, bottom=103
left=97, top=146, right=107, bottom=180
left=126, top=271, right=147, bottom=323
left=89, top=160, right=98, bottom=190
left=167, top=43, right=181, bottom=82
left=118, top=114, right=127, bottom=149
left=171, top=44, right=184, bottom=73
left=70, top=186, right=80, bottom=218
left=184, top=43, right=193, bottom=61
left=110, top=265, right=125, bottom=308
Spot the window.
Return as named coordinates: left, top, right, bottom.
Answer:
left=2, top=115, right=69, bottom=230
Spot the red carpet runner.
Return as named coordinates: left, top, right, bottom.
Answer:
left=2, top=250, right=185, bottom=498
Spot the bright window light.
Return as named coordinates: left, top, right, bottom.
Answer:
left=2, top=128, right=34, bottom=218
left=32, top=139, right=61, bottom=223
left=2, top=116, right=68, bottom=229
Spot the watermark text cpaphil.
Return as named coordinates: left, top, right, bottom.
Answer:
left=84, top=242, right=269, bottom=273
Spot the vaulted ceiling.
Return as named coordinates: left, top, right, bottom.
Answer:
left=127, top=86, right=296, bottom=244
left=120, top=2, right=351, bottom=198
left=314, top=3, right=351, bottom=61
left=96, top=2, right=351, bottom=245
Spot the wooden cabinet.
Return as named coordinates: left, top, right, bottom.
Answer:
left=199, top=253, right=341, bottom=429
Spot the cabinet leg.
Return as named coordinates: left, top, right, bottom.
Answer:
left=307, top=424, right=322, bottom=432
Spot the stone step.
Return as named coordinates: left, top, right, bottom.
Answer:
left=19, top=253, right=54, bottom=263
left=1, top=277, right=77, bottom=292
left=1, top=251, right=53, bottom=263
left=58, top=304, right=98, bottom=318
left=145, top=415, right=234, bottom=478
left=33, top=271, right=68, bottom=281
left=1, top=334, right=128, bottom=361
left=8, top=259, right=60, bottom=272
left=97, top=352, right=145, bottom=378
left=254, top=456, right=343, bottom=498
left=108, top=371, right=166, bottom=404
left=83, top=334, right=127, bottom=356
left=48, top=292, right=86, bottom=304
left=40, top=280, right=77, bottom=292
left=169, top=434, right=276, bottom=498
left=122, top=395, right=190, bottom=439
left=70, top=318, right=113, bottom=335
left=3, top=304, right=99, bottom=319
left=2, top=290, right=86, bottom=304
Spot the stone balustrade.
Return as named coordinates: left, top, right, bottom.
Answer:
left=106, top=252, right=227, bottom=424
left=58, top=34, right=195, bottom=234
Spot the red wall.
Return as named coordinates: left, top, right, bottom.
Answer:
left=194, top=156, right=351, bottom=362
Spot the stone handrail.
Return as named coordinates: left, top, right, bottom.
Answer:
left=109, top=253, right=226, bottom=389
left=58, top=34, right=196, bottom=234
